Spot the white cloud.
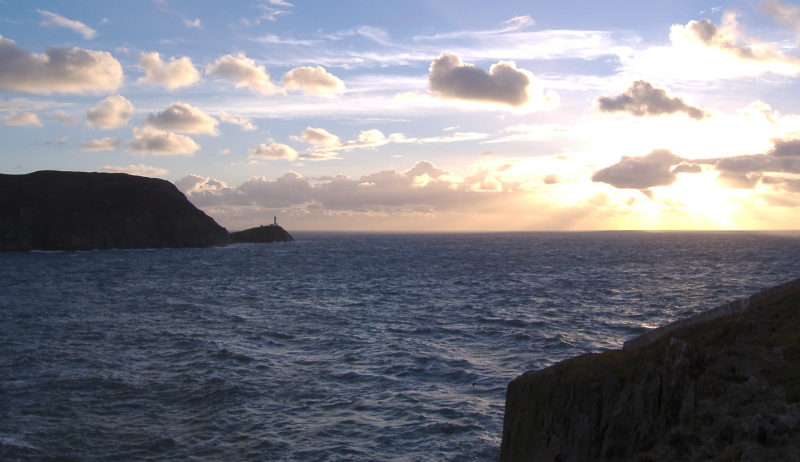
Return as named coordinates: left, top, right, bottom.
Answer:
left=99, top=164, right=169, bottom=176
left=738, top=100, right=779, bottom=124
left=248, top=142, right=298, bottom=161
left=36, top=10, right=97, bottom=40
left=183, top=18, right=202, bottom=28
left=485, top=124, right=570, bottom=143
left=295, top=127, right=341, bottom=147
left=143, top=102, right=219, bottom=135
left=175, top=174, right=229, bottom=195
left=128, top=126, right=200, bottom=155
left=427, top=52, right=557, bottom=109
left=418, top=132, right=489, bottom=143
left=502, top=15, right=535, bottom=29
left=219, top=111, right=257, bottom=131
left=596, top=80, right=709, bottom=120
left=81, top=137, right=121, bottom=151
left=2, top=112, right=42, bottom=126
left=86, top=95, right=133, bottom=129
left=625, top=12, right=800, bottom=80
left=282, top=66, right=345, bottom=97
left=138, top=52, right=200, bottom=89
left=0, top=36, right=123, bottom=95
left=205, top=52, right=281, bottom=95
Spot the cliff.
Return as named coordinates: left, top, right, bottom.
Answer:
left=501, top=278, right=800, bottom=461
left=0, top=170, right=230, bottom=251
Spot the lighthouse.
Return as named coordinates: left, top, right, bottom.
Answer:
left=271, top=216, right=278, bottom=227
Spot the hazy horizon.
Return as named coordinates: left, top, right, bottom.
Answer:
left=2, top=0, right=800, bottom=232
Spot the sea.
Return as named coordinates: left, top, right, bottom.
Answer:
left=2, top=231, right=800, bottom=461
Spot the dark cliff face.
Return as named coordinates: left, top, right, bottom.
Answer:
left=0, top=170, right=230, bottom=251
left=501, top=283, right=800, bottom=462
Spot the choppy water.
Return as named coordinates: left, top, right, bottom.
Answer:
left=2, top=231, right=800, bottom=461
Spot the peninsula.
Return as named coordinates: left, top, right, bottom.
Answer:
left=0, top=170, right=293, bottom=251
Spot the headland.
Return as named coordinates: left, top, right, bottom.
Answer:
left=0, top=170, right=293, bottom=251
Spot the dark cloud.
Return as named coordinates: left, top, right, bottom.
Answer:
left=596, top=80, right=708, bottom=120
left=542, top=174, right=562, bottom=185
left=767, top=138, right=800, bottom=157
left=671, top=163, right=702, bottom=174
left=428, top=52, right=550, bottom=107
left=591, top=149, right=684, bottom=189
left=713, top=137, right=800, bottom=189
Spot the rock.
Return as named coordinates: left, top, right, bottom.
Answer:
left=0, top=170, right=230, bottom=251
left=500, top=279, right=800, bottom=462
left=229, top=225, right=294, bottom=244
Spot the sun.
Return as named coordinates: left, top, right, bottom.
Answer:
left=661, top=171, right=744, bottom=229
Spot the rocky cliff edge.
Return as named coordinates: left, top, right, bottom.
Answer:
left=501, top=278, right=800, bottom=461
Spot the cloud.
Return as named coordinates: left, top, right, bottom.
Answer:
left=99, top=164, right=169, bottom=176
left=183, top=18, right=202, bottom=28
left=205, top=52, right=281, bottom=95
left=41, top=137, right=68, bottom=146
left=592, top=149, right=685, bottom=189
left=175, top=174, right=230, bottom=195
left=542, top=174, right=563, bottom=185
left=177, top=160, right=540, bottom=231
left=81, top=137, right=121, bottom=151
left=293, top=127, right=487, bottom=158
left=427, top=52, right=556, bottom=109
left=219, top=111, right=257, bottom=131
left=282, top=66, right=345, bottom=97
left=2, top=112, right=42, bottom=126
left=759, top=0, right=800, bottom=35
left=36, top=10, right=97, bottom=39
left=138, top=52, right=200, bottom=89
left=248, top=142, right=298, bottom=161
left=502, top=15, right=535, bottom=29
left=596, top=80, right=709, bottom=120
left=712, top=137, right=800, bottom=189
left=295, top=127, right=341, bottom=147
left=340, top=129, right=400, bottom=150
left=0, top=36, right=123, bottom=94
left=671, top=13, right=794, bottom=63
left=738, top=100, right=779, bottom=124
left=85, top=95, right=133, bottom=129
left=128, top=126, right=200, bottom=155
left=485, top=124, right=570, bottom=143
left=626, top=12, right=800, bottom=79
left=143, top=102, right=219, bottom=135
left=51, top=110, right=78, bottom=125
left=418, top=132, right=489, bottom=143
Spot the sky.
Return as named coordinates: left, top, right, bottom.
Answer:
left=2, top=0, right=800, bottom=232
